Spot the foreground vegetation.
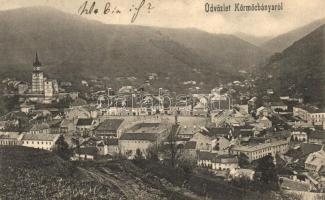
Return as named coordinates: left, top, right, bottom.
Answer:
left=0, top=146, right=308, bottom=200
left=0, top=146, right=186, bottom=199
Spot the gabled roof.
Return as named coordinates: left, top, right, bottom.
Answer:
left=75, top=147, right=98, bottom=156
left=300, top=143, right=322, bottom=156
left=33, top=51, right=42, bottom=67
left=95, top=119, right=124, bottom=132
left=309, top=131, right=325, bottom=140
left=48, top=120, right=62, bottom=128
left=305, top=146, right=325, bottom=172
left=213, top=154, right=238, bottom=164
left=0, top=132, right=21, bottom=139
left=271, top=101, right=287, bottom=107
left=76, top=118, right=94, bottom=126
left=60, top=119, right=73, bottom=128
left=105, top=138, right=119, bottom=146
left=206, top=127, right=231, bottom=137
left=197, top=151, right=217, bottom=160
left=30, top=123, right=50, bottom=131
left=184, top=141, right=197, bottom=150
left=120, top=133, right=157, bottom=141
left=256, top=106, right=266, bottom=113
left=21, top=133, right=60, bottom=141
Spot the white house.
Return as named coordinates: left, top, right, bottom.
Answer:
left=20, top=133, right=60, bottom=151
left=305, top=145, right=325, bottom=173
left=197, top=151, right=239, bottom=171
left=119, top=132, right=157, bottom=159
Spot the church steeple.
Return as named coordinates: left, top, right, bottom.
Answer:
left=33, top=51, right=42, bottom=67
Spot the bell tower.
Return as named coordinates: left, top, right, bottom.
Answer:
left=31, top=52, right=44, bottom=93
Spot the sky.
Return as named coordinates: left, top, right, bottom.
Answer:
left=0, top=0, right=324, bottom=37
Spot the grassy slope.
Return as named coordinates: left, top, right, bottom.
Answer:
left=0, top=146, right=196, bottom=199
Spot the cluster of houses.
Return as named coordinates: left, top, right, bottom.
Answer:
left=1, top=90, right=325, bottom=188
left=1, top=55, right=325, bottom=193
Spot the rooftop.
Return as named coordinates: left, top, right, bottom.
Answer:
left=206, top=127, right=232, bottom=137
left=184, top=141, right=197, bottom=150
left=127, top=123, right=168, bottom=134
left=305, top=146, right=325, bottom=172
left=295, top=105, right=325, bottom=114
left=21, top=133, right=60, bottom=141
left=231, top=140, right=288, bottom=152
left=213, top=154, right=238, bottom=164
left=301, top=143, right=322, bottom=156
left=76, top=118, right=94, bottom=126
left=309, top=131, right=325, bottom=140
left=30, top=123, right=50, bottom=131
left=75, top=147, right=98, bottom=156
left=104, top=138, right=119, bottom=146
left=271, top=101, right=287, bottom=107
left=197, top=151, right=218, bottom=160
left=0, top=132, right=21, bottom=139
left=120, top=132, right=157, bottom=141
left=95, top=119, right=124, bottom=132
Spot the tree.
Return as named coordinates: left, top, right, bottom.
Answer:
left=57, top=96, right=73, bottom=109
left=274, top=108, right=283, bottom=114
left=146, top=145, right=158, bottom=161
left=54, top=135, right=71, bottom=160
left=177, top=158, right=196, bottom=177
left=134, top=148, right=144, bottom=160
left=163, top=124, right=182, bottom=167
left=238, top=153, right=250, bottom=168
left=255, top=154, right=278, bottom=191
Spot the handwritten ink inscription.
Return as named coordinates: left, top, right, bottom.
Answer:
left=78, top=0, right=155, bottom=23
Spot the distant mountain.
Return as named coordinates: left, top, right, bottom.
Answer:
left=259, top=24, right=325, bottom=106
left=0, top=7, right=267, bottom=92
left=235, top=32, right=272, bottom=47
left=261, top=18, right=325, bottom=53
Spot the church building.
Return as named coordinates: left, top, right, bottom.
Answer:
left=28, top=52, right=58, bottom=103
left=31, top=52, right=44, bottom=94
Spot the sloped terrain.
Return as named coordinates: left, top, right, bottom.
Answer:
left=258, top=24, right=325, bottom=106
left=0, top=146, right=192, bottom=199
left=0, top=7, right=267, bottom=92
left=261, top=18, right=325, bottom=53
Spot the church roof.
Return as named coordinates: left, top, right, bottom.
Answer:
left=33, top=52, right=42, bottom=67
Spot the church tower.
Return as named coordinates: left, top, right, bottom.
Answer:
left=31, top=52, right=44, bottom=93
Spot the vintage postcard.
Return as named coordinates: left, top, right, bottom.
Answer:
left=0, top=0, right=324, bottom=199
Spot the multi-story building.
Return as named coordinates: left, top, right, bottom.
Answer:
left=94, top=119, right=124, bottom=139
left=44, top=80, right=53, bottom=98
left=119, top=132, right=158, bottom=158
left=28, top=52, right=59, bottom=103
left=305, top=145, right=325, bottom=173
left=197, top=151, right=239, bottom=171
left=76, top=118, right=97, bottom=134
left=230, top=140, right=289, bottom=162
left=293, top=105, right=325, bottom=126
left=119, top=123, right=169, bottom=158
left=0, top=132, right=22, bottom=146
left=20, top=133, right=60, bottom=151
left=29, top=123, right=50, bottom=134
